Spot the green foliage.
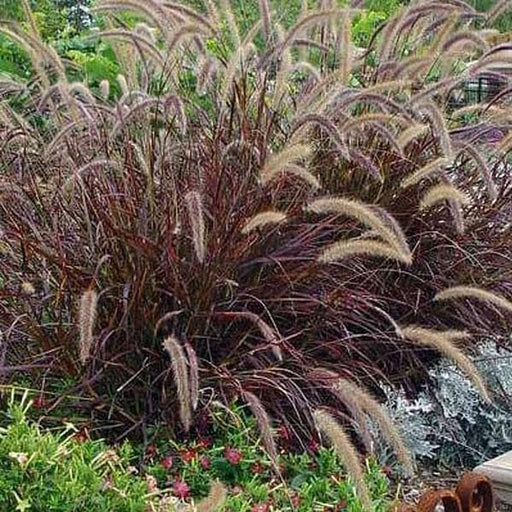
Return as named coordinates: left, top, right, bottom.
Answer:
left=0, top=393, right=153, bottom=511
left=0, top=396, right=393, bottom=511
left=143, top=404, right=393, bottom=512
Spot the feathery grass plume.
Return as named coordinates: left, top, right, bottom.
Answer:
left=195, top=481, right=227, bottom=512
left=261, top=163, right=321, bottom=190
left=420, top=102, right=453, bottom=160
left=243, top=391, right=277, bottom=462
left=401, top=326, right=489, bottom=401
left=62, top=160, right=120, bottom=196
left=219, top=0, right=240, bottom=48
left=279, top=9, right=345, bottom=55
left=242, top=211, right=287, bottom=234
left=443, top=30, right=489, bottom=53
left=313, top=409, right=371, bottom=509
left=319, top=239, right=413, bottom=265
left=220, top=21, right=262, bottom=104
left=163, top=336, right=192, bottom=431
left=79, top=289, right=98, bottom=365
left=94, top=0, right=169, bottom=37
left=345, top=149, right=383, bottom=182
left=342, top=113, right=406, bottom=133
left=310, top=368, right=372, bottom=451
left=261, top=144, right=312, bottom=183
left=258, top=0, right=271, bottom=41
left=291, top=114, right=349, bottom=158
left=337, top=10, right=352, bottom=84
left=184, top=190, right=206, bottom=264
left=184, top=342, right=199, bottom=411
left=272, top=23, right=292, bottom=108
left=397, top=124, right=429, bottom=151
left=117, top=74, right=129, bottom=96
left=162, top=2, right=216, bottom=33
left=400, top=157, right=450, bottom=189
left=499, top=132, right=512, bottom=155
left=307, top=197, right=411, bottom=257
left=92, top=30, right=166, bottom=68
left=335, top=379, right=413, bottom=475
left=204, top=0, right=220, bottom=27
left=435, top=286, right=512, bottom=314
left=487, top=0, right=512, bottom=24
left=419, top=183, right=469, bottom=211
left=456, top=144, right=498, bottom=201
left=99, top=80, right=110, bottom=100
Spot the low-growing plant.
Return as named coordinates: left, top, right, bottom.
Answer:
left=373, top=341, right=512, bottom=469
left=0, top=393, right=393, bottom=512
left=0, top=0, right=511, bottom=490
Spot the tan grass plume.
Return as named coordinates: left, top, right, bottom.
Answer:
left=184, top=190, right=206, bottom=264
left=243, top=391, right=277, bottom=463
left=242, top=211, right=287, bottom=234
left=163, top=336, right=192, bottom=431
left=260, top=163, right=320, bottom=190
left=313, top=409, right=372, bottom=509
left=336, top=379, right=413, bottom=475
left=419, top=183, right=469, bottom=211
left=402, top=326, right=489, bottom=401
left=307, top=197, right=411, bottom=258
left=79, top=289, right=98, bottom=365
left=194, top=480, right=227, bottom=512
left=400, top=157, right=449, bottom=189
left=261, top=144, right=312, bottom=182
left=435, top=286, right=512, bottom=314
left=319, top=239, right=413, bottom=265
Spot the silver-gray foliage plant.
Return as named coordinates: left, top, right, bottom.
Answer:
left=374, top=341, right=512, bottom=468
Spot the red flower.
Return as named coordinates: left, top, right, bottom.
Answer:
left=161, top=455, right=173, bottom=470
left=172, top=479, right=190, bottom=499
left=198, top=437, right=213, bottom=450
left=33, top=394, right=45, bottom=409
left=250, top=503, right=270, bottom=512
left=224, top=447, right=243, bottom=465
left=308, top=439, right=319, bottom=454
left=180, top=448, right=197, bottom=464
left=199, top=455, right=211, bottom=469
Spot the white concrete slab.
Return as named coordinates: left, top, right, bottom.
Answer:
left=476, top=451, right=512, bottom=504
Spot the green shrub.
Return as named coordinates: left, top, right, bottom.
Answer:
left=0, top=392, right=155, bottom=511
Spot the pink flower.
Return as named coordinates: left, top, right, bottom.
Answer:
left=172, top=479, right=190, bottom=499
left=224, top=447, right=243, bottom=465
left=180, top=448, right=197, bottom=464
left=161, top=455, right=173, bottom=470
left=198, top=437, right=213, bottom=450
left=200, top=455, right=211, bottom=469
left=308, top=439, right=319, bottom=453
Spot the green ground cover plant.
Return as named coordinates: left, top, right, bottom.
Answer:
left=0, top=0, right=512, bottom=503
left=0, top=392, right=393, bottom=511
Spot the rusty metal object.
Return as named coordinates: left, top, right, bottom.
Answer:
left=456, top=473, right=494, bottom=512
left=399, top=472, right=495, bottom=512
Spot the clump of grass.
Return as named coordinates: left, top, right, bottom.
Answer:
left=0, top=0, right=511, bottom=480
